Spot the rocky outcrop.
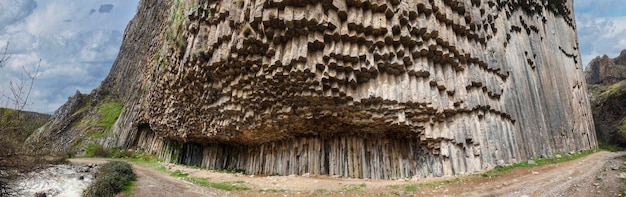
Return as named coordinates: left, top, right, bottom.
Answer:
left=584, top=50, right=626, bottom=84
left=38, top=0, right=596, bottom=179
left=585, top=50, right=626, bottom=145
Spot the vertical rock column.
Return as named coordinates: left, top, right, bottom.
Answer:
left=101, top=0, right=597, bottom=179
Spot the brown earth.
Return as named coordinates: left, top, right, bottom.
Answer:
left=70, top=151, right=626, bottom=197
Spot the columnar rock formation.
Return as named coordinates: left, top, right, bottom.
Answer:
left=44, top=0, right=596, bottom=179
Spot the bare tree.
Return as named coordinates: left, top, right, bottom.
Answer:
left=0, top=42, right=49, bottom=196
left=0, top=42, right=9, bottom=69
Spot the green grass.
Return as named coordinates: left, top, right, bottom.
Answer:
left=590, top=79, right=626, bottom=108
left=126, top=158, right=250, bottom=191
left=127, top=157, right=168, bottom=174
left=600, top=80, right=626, bottom=97
left=400, top=177, right=461, bottom=192
left=121, top=181, right=136, bottom=196
left=207, top=181, right=249, bottom=191
left=184, top=178, right=249, bottom=191
left=96, top=99, right=123, bottom=132
left=340, top=183, right=366, bottom=192
left=85, top=143, right=106, bottom=157
left=481, top=149, right=597, bottom=178
left=260, top=189, right=286, bottom=193
left=88, top=130, right=107, bottom=138
left=404, top=184, right=418, bottom=191
left=170, top=170, right=189, bottom=177
left=599, top=140, right=624, bottom=152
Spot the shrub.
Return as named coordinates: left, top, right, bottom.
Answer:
left=93, top=146, right=109, bottom=157
left=85, top=143, right=109, bottom=157
left=83, top=161, right=136, bottom=197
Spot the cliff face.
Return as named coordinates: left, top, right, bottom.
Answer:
left=585, top=51, right=626, bottom=145
left=39, top=0, right=595, bottom=179
left=585, top=50, right=626, bottom=85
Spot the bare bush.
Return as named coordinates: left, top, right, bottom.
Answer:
left=0, top=42, right=51, bottom=196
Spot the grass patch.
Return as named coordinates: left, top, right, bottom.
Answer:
left=96, top=98, right=123, bottom=132
left=207, top=181, right=249, bottom=191
left=184, top=178, right=249, bottom=191
left=170, top=170, right=189, bottom=178
left=83, top=161, right=136, bottom=197
left=85, top=143, right=108, bottom=157
left=404, top=184, right=418, bottom=191
left=401, top=178, right=461, bottom=192
left=481, top=149, right=597, bottom=178
left=128, top=158, right=250, bottom=191
left=599, top=140, right=624, bottom=152
left=127, top=156, right=168, bottom=174
left=340, top=183, right=366, bottom=192
left=590, top=79, right=626, bottom=108
left=121, top=181, right=136, bottom=197
left=260, top=189, right=286, bottom=193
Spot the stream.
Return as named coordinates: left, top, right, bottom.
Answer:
left=10, top=164, right=96, bottom=197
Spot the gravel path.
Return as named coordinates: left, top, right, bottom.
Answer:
left=70, top=151, right=626, bottom=196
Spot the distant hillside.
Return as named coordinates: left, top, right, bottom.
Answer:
left=585, top=50, right=626, bottom=147
left=0, top=108, right=51, bottom=142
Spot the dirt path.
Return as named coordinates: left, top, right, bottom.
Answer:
left=423, top=151, right=626, bottom=197
left=69, top=158, right=226, bottom=197
left=70, top=151, right=626, bottom=196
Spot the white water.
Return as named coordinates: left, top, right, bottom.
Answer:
left=11, top=164, right=96, bottom=197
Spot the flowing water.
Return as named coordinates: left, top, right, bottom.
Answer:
left=10, top=164, right=96, bottom=197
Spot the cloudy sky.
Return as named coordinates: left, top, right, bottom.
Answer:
left=0, top=0, right=624, bottom=114
left=0, top=0, right=138, bottom=113
left=574, top=0, right=626, bottom=66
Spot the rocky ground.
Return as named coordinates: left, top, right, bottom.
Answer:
left=68, top=151, right=626, bottom=197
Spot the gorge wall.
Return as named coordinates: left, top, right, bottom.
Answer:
left=585, top=50, right=626, bottom=145
left=38, top=0, right=596, bottom=179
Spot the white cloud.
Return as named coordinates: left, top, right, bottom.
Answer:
left=576, top=15, right=626, bottom=66
left=0, top=0, right=37, bottom=32
left=0, top=0, right=138, bottom=113
left=575, top=1, right=626, bottom=66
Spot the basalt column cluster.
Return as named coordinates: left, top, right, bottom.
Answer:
left=110, top=0, right=596, bottom=179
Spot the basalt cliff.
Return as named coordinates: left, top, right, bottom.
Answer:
left=32, top=0, right=596, bottom=179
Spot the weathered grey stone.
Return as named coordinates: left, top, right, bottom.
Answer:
left=496, top=160, right=506, bottom=168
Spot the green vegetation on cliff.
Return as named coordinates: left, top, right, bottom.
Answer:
left=96, top=98, right=124, bottom=132
left=588, top=80, right=626, bottom=109
left=0, top=108, right=50, bottom=142
left=588, top=79, right=626, bottom=148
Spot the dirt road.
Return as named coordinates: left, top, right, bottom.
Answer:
left=70, top=151, right=626, bottom=196
left=69, top=158, right=227, bottom=197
